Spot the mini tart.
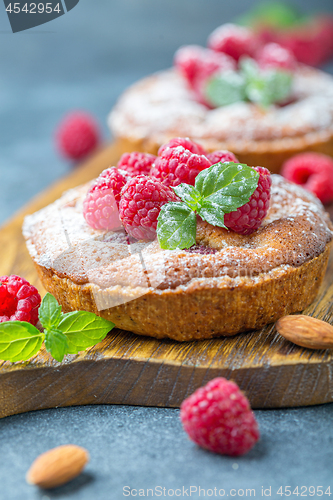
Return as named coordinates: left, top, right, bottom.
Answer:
left=108, top=66, right=333, bottom=173
left=23, top=176, right=332, bottom=342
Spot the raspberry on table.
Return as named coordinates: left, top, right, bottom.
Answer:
left=180, top=377, right=260, bottom=456
left=0, top=275, right=41, bottom=325
left=206, top=150, right=239, bottom=165
left=257, top=42, right=297, bottom=71
left=151, top=146, right=211, bottom=187
left=56, top=111, right=100, bottom=161
left=119, top=175, right=178, bottom=241
left=117, top=152, right=156, bottom=177
left=158, top=137, right=207, bottom=157
left=224, top=166, right=271, bottom=235
left=83, top=168, right=128, bottom=231
left=208, top=23, right=260, bottom=62
left=174, top=45, right=236, bottom=90
left=281, top=152, right=333, bottom=204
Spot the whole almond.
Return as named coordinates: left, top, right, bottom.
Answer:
left=276, top=315, right=333, bottom=350
left=26, top=444, right=89, bottom=489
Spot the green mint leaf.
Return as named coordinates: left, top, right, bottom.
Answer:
left=239, top=2, right=301, bottom=30
left=157, top=202, right=197, bottom=250
left=245, top=69, right=292, bottom=107
left=0, top=322, right=44, bottom=362
left=45, top=329, right=69, bottom=363
left=195, top=161, right=259, bottom=211
left=172, top=183, right=201, bottom=210
left=197, top=201, right=227, bottom=229
left=58, top=311, right=114, bottom=355
left=39, top=293, right=62, bottom=330
left=241, top=58, right=293, bottom=107
left=205, top=71, right=246, bottom=108
left=240, top=57, right=260, bottom=82
left=265, top=70, right=293, bottom=104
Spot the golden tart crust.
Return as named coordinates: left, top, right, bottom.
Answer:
left=108, top=66, right=333, bottom=173
left=23, top=176, right=332, bottom=341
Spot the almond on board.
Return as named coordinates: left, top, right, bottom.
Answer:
left=276, top=315, right=333, bottom=350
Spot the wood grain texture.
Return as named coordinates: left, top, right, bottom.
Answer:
left=1, top=141, right=333, bottom=418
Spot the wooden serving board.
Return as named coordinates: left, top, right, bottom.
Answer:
left=1, top=142, right=333, bottom=419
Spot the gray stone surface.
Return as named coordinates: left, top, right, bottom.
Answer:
left=1, top=404, right=333, bottom=499
left=1, top=0, right=333, bottom=498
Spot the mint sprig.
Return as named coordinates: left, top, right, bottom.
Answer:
left=39, top=293, right=62, bottom=330
left=205, top=57, right=293, bottom=108
left=238, top=2, right=302, bottom=30
left=57, top=311, right=114, bottom=354
left=44, top=329, right=69, bottom=363
left=157, top=202, right=197, bottom=250
left=0, top=293, right=114, bottom=363
left=205, top=71, right=246, bottom=108
left=0, top=321, right=44, bottom=362
left=157, top=161, right=259, bottom=251
left=241, top=58, right=293, bottom=108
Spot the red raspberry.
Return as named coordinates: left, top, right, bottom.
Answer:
left=151, top=146, right=211, bottom=187
left=83, top=168, right=128, bottom=231
left=56, top=111, right=100, bottom=160
left=208, top=23, right=260, bottom=62
left=257, top=43, right=297, bottom=71
left=281, top=153, right=333, bottom=204
left=180, top=377, right=260, bottom=456
left=117, top=152, right=157, bottom=177
left=99, top=167, right=130, bottom=206
left=206, top=150, right=239, bottom=165
left=316, top=17, right=333, bottom=65
left=158, top=137, right=207, bottom=157
left=224, top=166, right=271, bottom=235
left=174, top=45, right=236, bottom=89
left=119, top=176, right=178, bottom=241
left=288, top=17, right=333, bottom=67
left=0, top=275, right=41, bottom=325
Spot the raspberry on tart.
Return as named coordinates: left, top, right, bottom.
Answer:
left=256, top=42, right=297, bottom=71
left=224, top=166, right=271, bottom=235
left=174, top=45, right=236, bottom=89
left=151, top=146, right=210, bottom=187
left=180, top=377, right=260, bottom=456
left=206, top=150, right=238, bottom=165
left=119, top=175, right=178, bottom=241
left=208, top=23, right=260, bottom=61
left=98, top=167, right=130, bottom=206
left=257, top=16, right=333, bottom=67
left=158, top=137, right=207, bottom=156
left=83, top=168, right=128, bottom=231
left=117, top=152, right=156, bottom=177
